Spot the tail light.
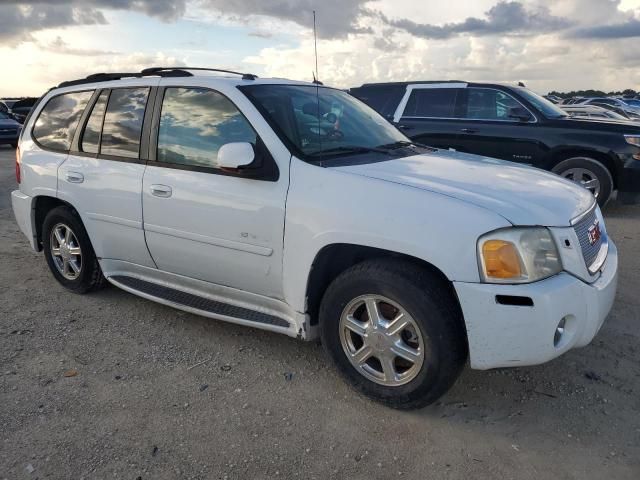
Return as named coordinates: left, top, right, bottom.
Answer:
left=15, top=145, right=21, bottom=184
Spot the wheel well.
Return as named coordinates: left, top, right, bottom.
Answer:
left=551, top=149, right=617, bottom=188
left=34, top=196, right=78, bottom=250
left=305, top=244, right=456, bottom=326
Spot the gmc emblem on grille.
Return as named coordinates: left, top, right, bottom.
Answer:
left=588, top=220, right=601, bottom=246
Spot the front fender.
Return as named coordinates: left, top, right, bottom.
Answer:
left=282, top=159, right=511, bottom=313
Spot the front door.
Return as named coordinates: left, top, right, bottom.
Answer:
left=142, top=85, right=288, bottom=299
left=454, top=87, right=545, bottom=165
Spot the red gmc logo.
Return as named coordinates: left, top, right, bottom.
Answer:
left=588, top=220, right=601, bottom=246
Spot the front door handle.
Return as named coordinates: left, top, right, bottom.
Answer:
left=460, top=128, right=478, bottom=134
left=65, top=171, right=84, bottom=183
left=149, top=184, right=172, bottom=198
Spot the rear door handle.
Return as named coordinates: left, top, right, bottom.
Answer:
left=460, top=128, right=478, bottom=134
left=65, top=171, right=84, bottom=183
left=149, top=184, right=172, bottom=198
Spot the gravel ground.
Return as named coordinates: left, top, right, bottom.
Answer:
left=1, top=145, right=639, bottom=479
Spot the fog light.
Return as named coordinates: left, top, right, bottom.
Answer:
left=554, top=317, right=566, bottom=347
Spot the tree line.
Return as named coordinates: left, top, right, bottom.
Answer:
left=548, top=89, right=637, bottom=99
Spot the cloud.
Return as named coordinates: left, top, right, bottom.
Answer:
left=380, top=1, right=573, bottom=39
left=0, top=4, right=106, bottom=45
left=41, top=36, right=120, bottom=56
left=199, top=0, right=372, bottom=38
left=0, top=0, right=186, bottom=45
left=570, top=17, right=640, bottom=38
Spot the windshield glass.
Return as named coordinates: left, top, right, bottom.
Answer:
left=515, top=87, right=568, bottom=118
left=240, top=84, right=409, bottom=159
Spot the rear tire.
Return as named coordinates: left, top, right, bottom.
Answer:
left=319, top=258, right=467, bottom=409
left=42, top=206, right=107, bottom=293
left=552, top=157, right=613, bottom=207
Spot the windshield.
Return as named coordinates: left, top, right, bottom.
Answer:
left=240, top=84, right=409, bottom=159
left=515, top=87, right=568, bottom=118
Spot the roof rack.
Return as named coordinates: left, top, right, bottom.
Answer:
left=56, top=66, right=258, bottom=89
left=141, top=67, right=258, bottom=81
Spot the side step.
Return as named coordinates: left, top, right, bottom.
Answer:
left=110, top=275, right=290, bottom=328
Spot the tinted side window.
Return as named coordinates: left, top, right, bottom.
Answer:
left=351, top=86, right=406, bottom=119
left=157, top=87, right=256, bottom=168
left=81, top=91, right=108, bottom=154
left=33, top=91, right=93, bottom=151
left=403, top=88, right=459, bottom=118
left=101, top=88, right=149, bottom=158
left=464, top=88, right=523, bottom=120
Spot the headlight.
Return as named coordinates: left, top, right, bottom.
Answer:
left=478, top=227, right=562, bottom=283
left=625, top=134, right=640, bottom=147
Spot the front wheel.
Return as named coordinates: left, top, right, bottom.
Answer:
left=319, top=259, right=468, bottom=409
left=552, top=157, right=613, bottom=207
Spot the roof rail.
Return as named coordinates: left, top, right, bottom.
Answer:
left=55, top=66, right=257, bottom=89
left=140, top=67, right=258, bottom=81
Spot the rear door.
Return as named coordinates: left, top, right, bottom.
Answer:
left=454, top=87, right=545, bottom=164
left=141, top=82, right=289, bottom=299
left=392, top=84, right=464, bottom=149
left=58, top=80, right=158, bottom=267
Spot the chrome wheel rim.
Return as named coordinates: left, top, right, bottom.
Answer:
left=50, top=223, right=82, bottom=280
left=561, top=167, right=601, bottom=198
left=339, top=295, right=425, bottom=386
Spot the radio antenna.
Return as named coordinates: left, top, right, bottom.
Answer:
left=313, top=10, right=320, bottom=83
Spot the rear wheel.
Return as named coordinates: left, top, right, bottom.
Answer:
left=552, top=157, right=613, bottom=207
left=319, top=259, right=467, bottom=409
left=42, top=206, right=106, bottom=293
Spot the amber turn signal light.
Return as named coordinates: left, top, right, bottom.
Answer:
left=481, top=240, right=522, bottom=279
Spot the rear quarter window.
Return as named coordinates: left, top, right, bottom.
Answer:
left=32, top=91, right=93, bottom=151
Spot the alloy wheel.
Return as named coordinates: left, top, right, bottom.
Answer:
left=339, top=294, right=425, bottom=386
left=50, top=223, right=83, bottom=280
left=561, top=167, right=601, bottom=198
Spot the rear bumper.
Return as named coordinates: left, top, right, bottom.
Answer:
left=11, top=190, right=38, bottom=251
left=454, top=241, right=618, bottom=370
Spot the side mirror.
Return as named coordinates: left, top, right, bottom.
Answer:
left=216, top=142, right=255, bottom=171
left=508, top=106, right=533, bottom=122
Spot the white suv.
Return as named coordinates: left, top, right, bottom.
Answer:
left=12, top=68, right=618, bottom=409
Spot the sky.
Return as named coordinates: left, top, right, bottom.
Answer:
left=1, top=0, right=640, bottom=98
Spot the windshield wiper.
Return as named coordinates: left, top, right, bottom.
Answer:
left=378, top=140, right=435, bottom=150
left=308, top=145, right=395, bottom=158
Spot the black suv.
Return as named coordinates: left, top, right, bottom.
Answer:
left=350, top=81, right=640, bottom=206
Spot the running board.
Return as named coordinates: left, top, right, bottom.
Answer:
left=110, top=275, right=290, bottom=328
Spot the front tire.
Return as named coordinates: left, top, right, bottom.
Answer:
left=319, top=259, right=467, bottom=409
left=42, top=206, right=106, bottom=293
left=552, top=157, right=613, bottom=207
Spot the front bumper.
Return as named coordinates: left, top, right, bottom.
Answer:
left=11, top=190, right=38, bottom=251
left=454, top=241, right=618, bottom=370
left=617, top=153, right=640, bottom=203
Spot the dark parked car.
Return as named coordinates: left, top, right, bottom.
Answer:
left=349, top=81, right=640, bottom=205
left=0, top=111, right=22, bottom=148
left=8, top=97, right=38, bottom=123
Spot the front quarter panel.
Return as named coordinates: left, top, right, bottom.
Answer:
left=282, top=158, right=511, bottom=313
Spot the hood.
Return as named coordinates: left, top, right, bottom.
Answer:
left=0, top=118, right=20, bottom=128
left=333, top=150, right=595, bottom=227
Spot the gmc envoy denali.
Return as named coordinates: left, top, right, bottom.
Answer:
left=12, top=68, right=618, bottom=409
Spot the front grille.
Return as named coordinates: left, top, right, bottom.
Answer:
left=573, top=207, right=605, bottom=269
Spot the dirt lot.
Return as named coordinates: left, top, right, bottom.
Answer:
left=1, top=145, right=639, bottom=479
